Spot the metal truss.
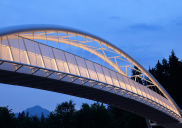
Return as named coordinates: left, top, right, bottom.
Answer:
left=0, top=25, right=181, bottom=126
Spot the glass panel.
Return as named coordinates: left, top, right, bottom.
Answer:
left=160, top=97, right=165, bottom=107
left=133, top=81, right=142, bottom=96
left=52, top=48, right=69, bottom=73
left=157, top=93, right=165, bottom=106
left=8, top=36, right=20, bottom=62
left=147, top=88, right=155, bottom=102
left=109, top=70, right=120, bottom=87
left=94, top=63, right=106, bottom=83
left=155, top=92, right=161, bottom=104
left=143, top=86, right=151, bottom=99
left=152, top=91, right=159, bottom=104
left=168, top=101, right=173, bottom=111
left=0, top=38, right=2, bottom=59
left=169, top=101, right=174, bottom=111
left=85, top=60, right=98, bottom=80
left=165, top=99, right=172, bottom=111
left=164, top=98, right=169, bottom=109
left=152, top=90, right=159, bottom=103
left=160, top=96, right=167, bottom=108
left=43, top=56, right=52, bottom=69
left=102, top=66, right=113, bottom=85
left=128, top=79, right=137, bottom=94
left=116, top=73, right=126, bottom=89
left=75, top=56, right=89, bottom=78
left=162, top=96, right=169, bottom=108
left=39, top=43, right=52, bottom=69
left=122, top=76, right=132, bottom=92
left=34, top=42, right=44, bottom=68
left=166, top=101, right=171, bottom=110
left=64, top=52, right=80, bottom=76
left=24, top=38, right=37, bottom=66
left=146, top=87, right=154, bottom=100
left=162, top=97, right=168, bottom=109
left=19, top=37, right=30, bottom=64
left=170, top=104, right=177, bottom=114
left=149, top=89, right=156, bottom=101
left=48, top=47, right=57, bottom=70
left=38, top=43, right=57, bottom=70
left=1, top=37, right=13, bottom=61
left=139, top=84, right=146, bottom=98
left=153, top=90, right=160, bottom=104
left=157, top=93, right=163, bottom=105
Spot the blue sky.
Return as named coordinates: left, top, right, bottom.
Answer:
left=0, top=0, right=182, bottom=113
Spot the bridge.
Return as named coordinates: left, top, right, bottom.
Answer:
left=0, top=24, right=182, bottom=128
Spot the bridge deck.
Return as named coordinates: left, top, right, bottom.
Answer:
left=0, top=68, right=180, bottom=125
left=0, top=36, right=178, bottom=116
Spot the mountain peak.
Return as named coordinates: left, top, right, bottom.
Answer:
left=28, top=105, right=43, bottom=109
left=15, top=105, right=50, bottom=118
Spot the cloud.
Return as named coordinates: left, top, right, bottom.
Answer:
left=115, top=23, right=163, bottom=34
left=170, top=17, right=182, bottom=27
left=129, top=23, right=162, bottom=31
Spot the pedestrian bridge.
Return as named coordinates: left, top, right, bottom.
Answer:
left=0, top=25, right=182, bottom=128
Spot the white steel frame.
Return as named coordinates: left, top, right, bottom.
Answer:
left=0, top=25, right=181, bottom=124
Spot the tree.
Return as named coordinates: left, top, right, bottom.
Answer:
left=22, top=112, right=32, bottom=128
left=74, top=103, right=93, bottom=128
left=31, top=115, right=41, bottom=128
left=54, top=100, right=76, bottom=128
left=40, top=112, right=46, bottom=127
left=46, top=112, right=60, bottom=128
left=75, top=102, right=116, bottom=128
left=107, top=105, right=148, bottom=128
left=149, top=50, right=182, bottom=108
left=40, top=112, right=46, bottom=123
left=0, top=106, right=17, bottom=128
left=90, top=102, right=116, bottom=128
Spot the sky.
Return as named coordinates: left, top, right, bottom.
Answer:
left=0, top=0, right=182, bottom=113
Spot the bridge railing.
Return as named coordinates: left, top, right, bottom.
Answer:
left=0, top=35, right=179, bottom=116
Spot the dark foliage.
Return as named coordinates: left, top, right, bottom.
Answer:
left=149, top=50, right=182, bottom=108
left=108, top=106, right=147, bottom=128
left=0, top=101, right=148, bottom=128
left=75, top=102, right=116, bottom=128
left=0, top=106, right=17, bottom=128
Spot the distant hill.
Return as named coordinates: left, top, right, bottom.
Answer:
left=15, top=105, right=50, bottom=118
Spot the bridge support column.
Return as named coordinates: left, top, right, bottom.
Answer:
left=145, top=118, right=152, bottom=128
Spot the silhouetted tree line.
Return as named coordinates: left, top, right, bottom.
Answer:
left=149, top=50, right=182, bottom=108
left=0, top=101, right=147, bottom=128
left=1, top=50, right=181, bottom=128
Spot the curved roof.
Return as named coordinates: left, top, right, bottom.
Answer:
left=0, top=24, right=181, bottom=116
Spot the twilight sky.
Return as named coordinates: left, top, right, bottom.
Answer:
left=0, top=0, right=182, bottom=113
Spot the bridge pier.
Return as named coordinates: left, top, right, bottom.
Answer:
left=145, top=118, right=152, bottom=128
